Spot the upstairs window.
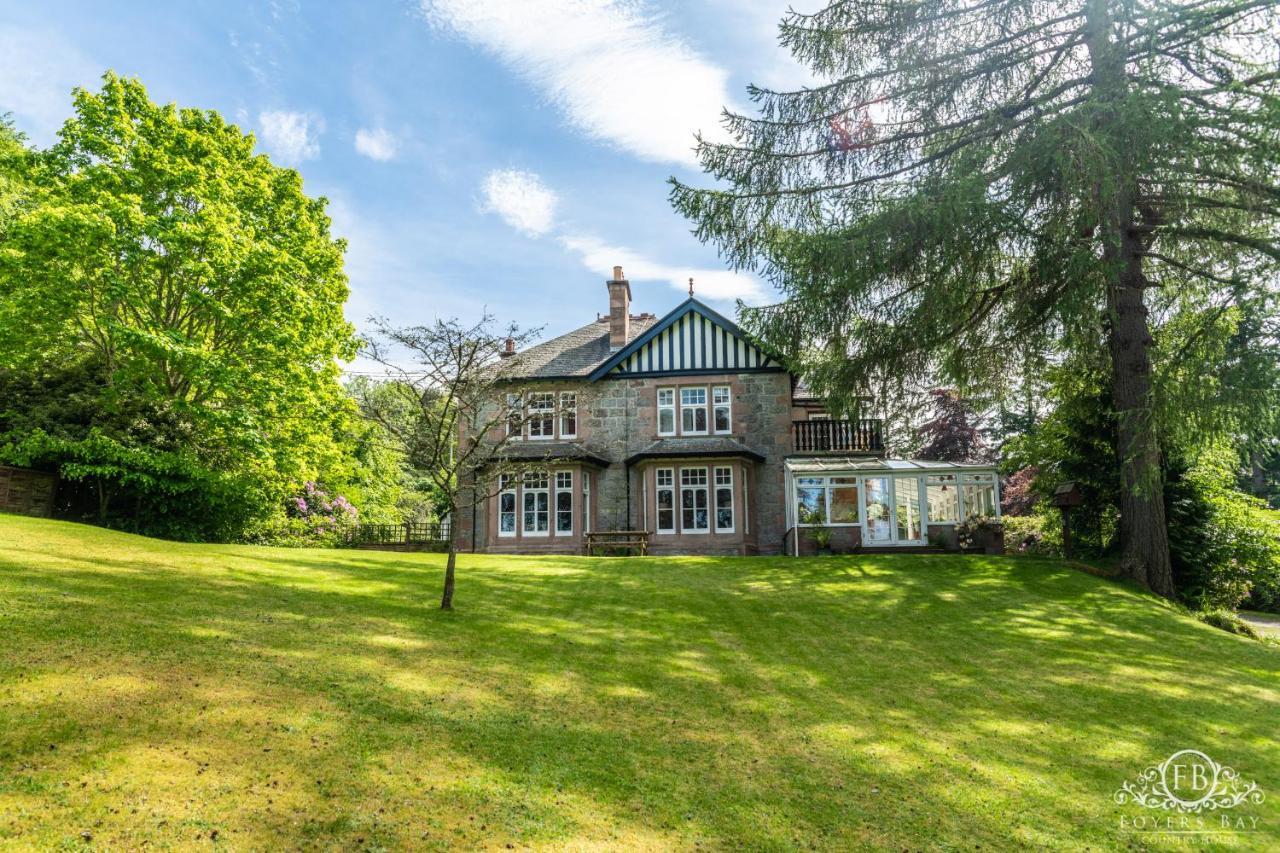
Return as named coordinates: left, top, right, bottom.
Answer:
left=712, top=386, right=732, bottom=434
left=657, top=388, right=676, bottom=436
left=528, top=392, right=555, bottom=439
left=559, top=391, right=577, bottom=439
left=680, top=387, right=708, bottom=435
left=505, top=393, right=522, bottom=439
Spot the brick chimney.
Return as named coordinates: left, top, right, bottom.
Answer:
left=499, top=336, right=516, bottom=358
left=606, top=265, right=631, bottom=350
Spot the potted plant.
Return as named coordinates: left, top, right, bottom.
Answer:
left=812, top=526, right=833, bottom=555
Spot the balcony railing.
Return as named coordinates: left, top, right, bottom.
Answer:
left=793, top=418, right=884, bottom=453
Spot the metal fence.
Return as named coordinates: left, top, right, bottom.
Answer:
left=346, top=521, right=451, bottom=547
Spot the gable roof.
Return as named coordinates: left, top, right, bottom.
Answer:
left=587, top=297, right=783, bottom=380
left=497, top=314, right=660, bottom=380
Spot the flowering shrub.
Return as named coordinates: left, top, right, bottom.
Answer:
left=252, top=482, right=358, bottom=546
left=956, top=515, right=1002, bottom=552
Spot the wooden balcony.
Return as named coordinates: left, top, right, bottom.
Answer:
left=792, top=418, right=884, bottom=454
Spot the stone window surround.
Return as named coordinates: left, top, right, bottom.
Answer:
left=657, top=383, right=733, bottom=438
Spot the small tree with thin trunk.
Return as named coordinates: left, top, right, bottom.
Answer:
left=358, top=315, right=544, bottom=610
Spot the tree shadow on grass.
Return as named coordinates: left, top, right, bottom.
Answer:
left=2, top=539, right=1278, bottom=848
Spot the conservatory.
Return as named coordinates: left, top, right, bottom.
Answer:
left=783, top=458, right=1001, bottom=555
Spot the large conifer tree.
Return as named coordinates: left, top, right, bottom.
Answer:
left=671, top=0, right=1280, bottom=598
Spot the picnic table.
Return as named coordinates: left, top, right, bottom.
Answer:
left=584, top=530, right=652, bottom=556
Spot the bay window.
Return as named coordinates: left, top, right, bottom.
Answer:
left=714, top=466, right=734, bottom=532
left=498, top=474, right=516, bottom=537
left=522, top=471, right=549, bottom=535
left=555, top=471, right=573, bottom=534
left=656, top=468, right=675, bottom=533
left=680, top=467, right=709, bottom=532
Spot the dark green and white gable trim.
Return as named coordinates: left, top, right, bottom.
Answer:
left=588, top=298, right=782, bottom=380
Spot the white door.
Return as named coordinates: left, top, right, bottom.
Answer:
left=863, top=477, right=893, bottom=543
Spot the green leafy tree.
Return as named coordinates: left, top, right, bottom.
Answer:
left=0, top=74, right=365, bottom=538
left=672, top=0, right=1280, bottom=598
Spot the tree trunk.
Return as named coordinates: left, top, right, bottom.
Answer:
left=1105, top=250, right=1175, bottom=599
left=1086, top=0, right=1175, bottom=600
left=440, top=509, right=458, bottom=610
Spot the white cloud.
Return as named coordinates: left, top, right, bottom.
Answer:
left=560, top=233, right=767, bottom=305
left=0, top=26, right=100, bottom=144
left=480, top=168, right=559, bottom=237
left=420, top=0, right=734, bottom=167
left=354, top=127, right=399, bottom=161
left=257, top=110, right=323, bottom=164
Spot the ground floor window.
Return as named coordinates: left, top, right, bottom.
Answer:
left=498, top=474, right=516, bottom=537
left=583, top=473, right=591, bottom=534
left=656, top=468, right=675, bottom=533
left=926, top=475, right=959, bottom=523
left=680, top=467, right=709, bottom=533
left=714, top=466, right=734, bottom=532
left=796, top=475, right=859, bottom=526
left=555, top=471, right=573, bottom=534
left=522, top=472, right=549, bottom=535
left=961, top=474, right=997, bottom=519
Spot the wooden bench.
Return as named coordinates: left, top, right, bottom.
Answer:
left=584, top=530, right=652, bottom=556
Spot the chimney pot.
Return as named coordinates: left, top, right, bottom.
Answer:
left=612, top=265, right=624, bottom=281
left=500, top=336, right=516, bottom=358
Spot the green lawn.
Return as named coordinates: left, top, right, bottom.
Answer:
left=1, top=515, right=1276, bottom=850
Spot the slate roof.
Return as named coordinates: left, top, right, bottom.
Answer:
left=625, top=436, right=766, bottom=465
left=498, top=315, right=660, bottom=380
left=498, top=440, right=611, bottom=468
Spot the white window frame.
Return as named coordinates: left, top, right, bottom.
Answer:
left=712, top=386, right=732, bottom=435
left=795, top=475, right=861, bottom=527
left=959, top=473, right=1000, bottom=520
left=680, top=387, right=709, bottom=436
left=505, top=393, right=523, bottom=440
left=680, top=466, right=710, bottom=533
left=559, top=391, right=577, bottom=439
left=527, top=392, right=555, bottom=440
left=655, top=467, right=676, bottom=534
left=926, top=474, right=960, bottom=525
left=521, top=471, right=550, bottom=536
left=657, top=388, right=676, bottom=437
left=583, top=472, right=591, bottom=534
left=498, top=473, right=516, bottom=538
left=554, top=470, right=573, bottom=535
left=714, top=465, right=735, bottom=533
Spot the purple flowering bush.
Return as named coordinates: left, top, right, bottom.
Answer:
left=254, top=481, right=358, bottom=546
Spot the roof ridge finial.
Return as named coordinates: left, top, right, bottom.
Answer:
left=688, top=276, right=694, bottom=298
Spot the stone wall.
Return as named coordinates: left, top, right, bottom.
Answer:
left=460, top=370, right=797, bottom=555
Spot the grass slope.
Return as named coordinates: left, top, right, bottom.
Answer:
left=1, top=515, right=1276, bottom=850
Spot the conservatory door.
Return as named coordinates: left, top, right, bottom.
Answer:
left=894, top=476, right=925, bottom=544
left=863, top=477, right=893, bottom=544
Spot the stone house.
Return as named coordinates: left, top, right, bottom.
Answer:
left=455, top=266, right=1000, bottom=556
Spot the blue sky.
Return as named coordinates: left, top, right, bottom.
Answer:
left=1, top=0, right=811, bottom=349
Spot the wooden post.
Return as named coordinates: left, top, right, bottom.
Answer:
left=1053, top=482, right=1083, bottom=560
